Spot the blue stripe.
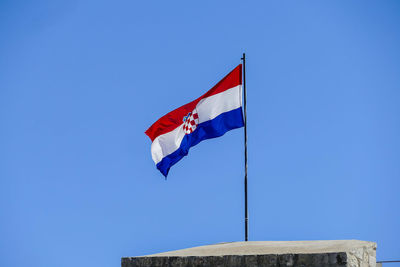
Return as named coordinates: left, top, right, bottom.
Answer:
left=156, top=107, right=244, bottom=177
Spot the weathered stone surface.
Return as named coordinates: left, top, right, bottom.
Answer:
left=121, top=240, right=376, bottom=267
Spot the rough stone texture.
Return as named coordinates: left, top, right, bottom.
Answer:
left=122, top=240, right=376, bottom=267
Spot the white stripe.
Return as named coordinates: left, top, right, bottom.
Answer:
left=151, top=85, right=242, bottom=164
left=151, top=125, right=186, bottom=164
left=196, top=85, right=242, bottom=123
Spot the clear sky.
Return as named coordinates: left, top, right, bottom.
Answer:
left=1, top=1, right=399, bottom=266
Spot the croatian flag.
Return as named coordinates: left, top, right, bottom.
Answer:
left=145, top=64, right=244, bottom=177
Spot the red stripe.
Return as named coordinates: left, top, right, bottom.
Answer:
left=145, top=64, right=242, bottom=142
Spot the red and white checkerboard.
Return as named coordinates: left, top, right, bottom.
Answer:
left=182, top=110, right=199, bottom=134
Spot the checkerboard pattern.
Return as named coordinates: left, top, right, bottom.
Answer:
left=182, top=110, right=199, bottom=134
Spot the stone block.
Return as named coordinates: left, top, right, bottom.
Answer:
left=122, top=240, right=376, bottom=267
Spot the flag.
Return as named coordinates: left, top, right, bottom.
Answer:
left=145, top=64, right=244, bottom=177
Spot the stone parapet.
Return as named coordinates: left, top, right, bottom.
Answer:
left=122, top=240, right=376, bottom=267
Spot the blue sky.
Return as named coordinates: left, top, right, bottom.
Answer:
left=1, top=1, right=400, bottom=266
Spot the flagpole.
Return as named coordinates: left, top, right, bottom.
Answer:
left=241, top=53, right=248, bottom=242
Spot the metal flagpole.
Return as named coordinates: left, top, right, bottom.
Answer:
left=241, top=53, right=248, bottom=241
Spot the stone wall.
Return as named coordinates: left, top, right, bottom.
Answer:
left=122, top=252, right=349, bottom=266
left=122, top=240, right=376, bottom=267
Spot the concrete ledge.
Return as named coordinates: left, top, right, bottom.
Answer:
left=122, top=240, right=376, bottom=267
